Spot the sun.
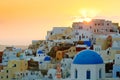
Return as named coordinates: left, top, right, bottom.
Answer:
left=73, top=16, right=92, bottom=22
left=83, top=17, right=92, bottom=22
left=73, top=9, right=100, bottom=22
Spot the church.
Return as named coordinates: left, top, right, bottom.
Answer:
left=71, top=49, right=105, bottom=80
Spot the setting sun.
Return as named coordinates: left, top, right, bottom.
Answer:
left=83, top=17, right=92, bottom=22
left=73, top=9, right=100, bottom=22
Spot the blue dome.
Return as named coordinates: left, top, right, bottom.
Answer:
left=73, top=50, right=103, bottom=64
left=84, top=41, right=91, bottom=47
left=37, top=50, right=43, bottom=54
left=44, top=56, right=51, bottom=61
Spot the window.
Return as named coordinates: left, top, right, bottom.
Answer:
left=116, top=72, right=120, bottom=78
left=97, top=29, right=98, bottom=32
left=51, top=32, right=53, bottom=35
left=79, top=26, right=83, bottom=29
left=95, top=24, right=97, bottom=26
left=86, top=70, right=91, bottom=79
left=95, top=48, right=96, bottom=51
left=107, top=51, right=110, bottom=55
left=90, top=26, right=92, bottom=29
left=3, top=54, right=6, bottom=57
left=7, top=57, right=9, bottom=59
left=61, top=29, right=64, bottom=31
left=99, top=69, right=102, bottom=78
left=96, top=48, right=100, bottom=52
left=6, top=75, right=8, bottom=78
left=75, top=32, right=79, bottom=35
left=75, top=69, right=78, bottom=79
left=82, top=34, right=85, bottom=38
left=62, top=36, right=66, bottom=39
left=118, top=57, right=119, bottom=59
left=82, top=35, right=85, bottom=38
left=13, top=53, right=15, bottom=55
left=79, top=36, right=81, bottom=40
left=73, top=50, right=75, bottom=52
left=13, top=64, right=16, bottom=67
left=49, top=74, right=53, bottom=79
left=94, top=29, right=96, bottom=32
left=6, top=70, right=8, bottom=73
left=1, top=76, right=3, bottom=79
left=99, top=48, right=101, bottom=51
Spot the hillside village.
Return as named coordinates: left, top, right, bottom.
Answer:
left=0, top=19, right=120, bottom=80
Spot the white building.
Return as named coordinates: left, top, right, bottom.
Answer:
left=74, top=29, right=92, bottom=41
left=61, top=58, right=72, bottom=78
left=24, top=49, right=34, bottom=61
left=71, top=49, right=105, bottom=80
left=36, top=49, right=46, bottom=57
left=47, top=69, right=56, bottom=80
left=72, top=21, right=92, bottom=41
left=72, top=19, right=118, bottom=42
left=31, top=50, right=51, bottom=70
left=14, top=70, right=43, bottom=80
left=2, top=47, right=22, bottom=65
left=113, top=51, right=120, bottom=78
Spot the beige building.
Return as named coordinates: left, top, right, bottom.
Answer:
left=67, top=46, right=76, bottom=58
left=0, top=60, right=28, bottom=80
left=100, top=49, right=116, bottom=63
left=96, top=34, right=120, bottom=50
left=0, top=67, right=12, bottom=80
left=8, top=60, right=28, bottom=72
left=56, top=51, right=64, bottom=61
left=72, top=19, right=118, bottom=34
left=46, top=27, right=73, bottom=40
left=94, top=44, right=120, bottom=63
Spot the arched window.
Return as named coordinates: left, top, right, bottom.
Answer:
left=86, top=70, right=91, bottom=79
left=99, top=69, right=102, bottom=78
left=75, top=69, right=78, bottom=79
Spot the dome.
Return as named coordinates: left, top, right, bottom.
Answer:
left=44, top=56, right=51, bottom=61
left=37, top=50, right=44, bottom=54
left=73, top=50, right=103, bottom=64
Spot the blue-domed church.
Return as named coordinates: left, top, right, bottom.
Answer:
left=71, top=49, right=105, bottom=80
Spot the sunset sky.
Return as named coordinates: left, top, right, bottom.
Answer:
left=0, top=0, right=120, bottom=45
